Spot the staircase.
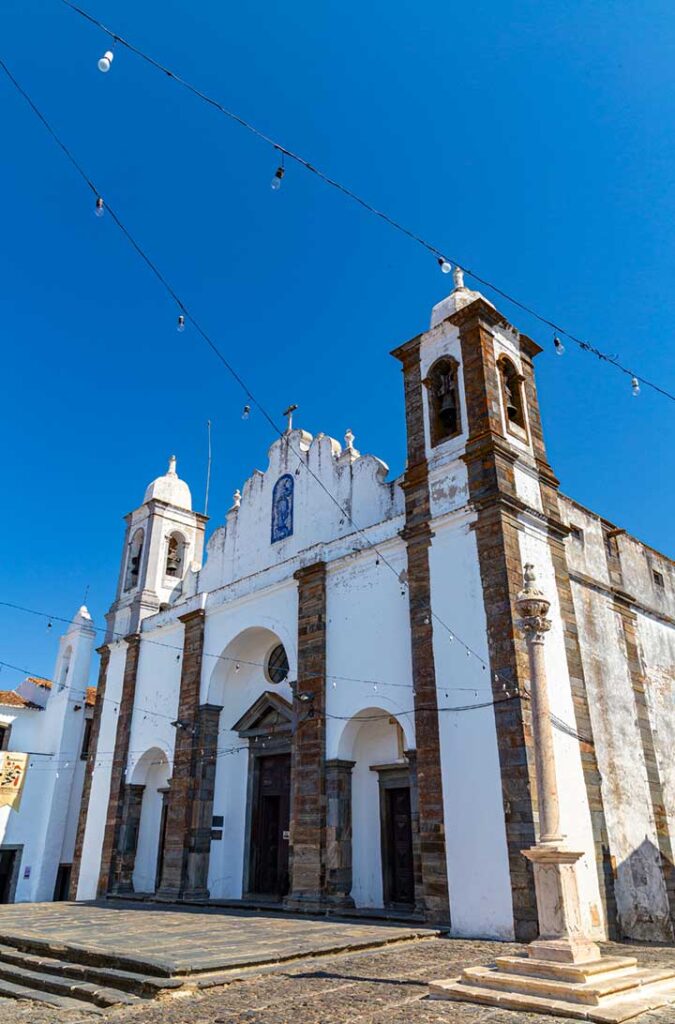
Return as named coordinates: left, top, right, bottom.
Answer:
left=0, top=939, right=185, bottom=1012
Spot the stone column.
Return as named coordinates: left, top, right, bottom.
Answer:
left=183, top=703, right=223, bottom=899
left=157, top=608, right=208, bottom=900
left=69, top=644, right=110, bottom=899
left=109, top=784, right=145, bottom=894
left=516, top=564, right=601, bottom=964
left=285, top=561, right=328, bottom=909
left=97, top=634, right=141, bottom=897
left=325, top=759, right=355, bottom=907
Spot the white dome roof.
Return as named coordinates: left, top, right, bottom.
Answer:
left=144, top=456, right=192, bottom=509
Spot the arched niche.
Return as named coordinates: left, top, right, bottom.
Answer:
left=124, top=528, right=144, bottom=592
left=129, top=747, right=171, bottom=894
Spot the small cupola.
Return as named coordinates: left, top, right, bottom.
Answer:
left=143, top=455, right=192, bottom=510
left=430, top=267, right=492, bottom=328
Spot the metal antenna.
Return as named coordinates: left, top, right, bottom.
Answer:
left=204, top=419, right=212, bottom=516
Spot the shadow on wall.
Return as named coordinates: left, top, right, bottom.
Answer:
left=615, top=837, right=674, bottom=943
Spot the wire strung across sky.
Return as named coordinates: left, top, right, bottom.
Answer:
left=54, top=0, right=675, bottom=404
left=0, top=55, right=603, bottom=736
left=0, top=55, right=502, bottom=683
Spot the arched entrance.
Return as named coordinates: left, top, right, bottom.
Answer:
left=129, top=747, right=170, bottom=894
left=337, top=708, right=418, bottom=910
left=206, top=626, right=295, bottom=900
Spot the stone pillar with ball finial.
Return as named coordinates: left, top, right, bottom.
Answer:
left=516, top=563, right=601, bottom=965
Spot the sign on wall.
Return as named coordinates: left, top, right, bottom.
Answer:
left=0, top=752, right=28, bottom=811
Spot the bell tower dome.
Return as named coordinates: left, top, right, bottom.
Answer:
left=107, top=456, right=208, bottom=637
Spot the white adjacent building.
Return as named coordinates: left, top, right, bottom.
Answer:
left=0, top=607, right=96, bottom=903
left=72, top=275, right=675, bottom=943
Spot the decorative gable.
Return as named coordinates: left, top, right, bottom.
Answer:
left=231, top=691, right=293, bottom=737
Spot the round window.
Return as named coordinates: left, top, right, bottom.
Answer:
left=266, top=643, right=289, bottom=685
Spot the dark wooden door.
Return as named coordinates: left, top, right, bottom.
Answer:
left=0, top=850, right=17, bottom=903
left=53, top=864, right=72, bottom=901
left=155, top=794, right=169, bottom=892
left=384, top=787, right=414, bottom=906
left=250, top=754, right=290, bottom=898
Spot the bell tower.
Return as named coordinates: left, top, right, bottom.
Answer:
left=107, top=456, right=208, bottom=638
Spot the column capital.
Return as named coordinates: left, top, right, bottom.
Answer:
left=516, top=564, right=552, bottom=643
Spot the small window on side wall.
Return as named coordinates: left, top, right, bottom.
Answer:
left=425, top=357, right=462, bottom=447
left=498, top=357, right=526, bottom=433
left=0, top=724, right=11, bottom=751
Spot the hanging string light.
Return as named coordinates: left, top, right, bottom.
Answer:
left=631, top=376, right=640, bottom=397
left=553, top=334, right=565, bottom=356
left=271, top=152, right=285, bottom=191
left=241, top=404, right=251, bottom=420
left=48, top=6, right=675, bottom=404
left=176, top=314, right=185, bottom=332
left=97, top=49, right=114, bottom=73
left=95, top=196, right=104, bottom=217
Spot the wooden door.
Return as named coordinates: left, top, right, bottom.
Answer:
left=155, top=793, right=169, bottom=892
left=0, top=850, right=17, bottom=903
left=250, top=754, right=290, bottom=898
left=384, top=787, right=414, bottom=906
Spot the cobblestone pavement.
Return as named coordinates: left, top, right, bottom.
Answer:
left=2, top=935, right=675, bottom=1024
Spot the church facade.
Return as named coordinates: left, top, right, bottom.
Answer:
left=72, top=274, right=675, bottom=943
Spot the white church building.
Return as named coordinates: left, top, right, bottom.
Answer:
left=0, top=607, right=96, bottom=903
left=72, top=273, right=675, bottom=943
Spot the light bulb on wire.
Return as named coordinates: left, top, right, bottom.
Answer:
left=437, top=258, right=452, bottom=275
left=177, top=314, right=185, bottom=333
left=271, top=165, right=285, bottom=191
left=97, top=50, right=114, bottom=73
left=631, top=376, right=640, bottom=397
left=95, top=196, right=104, bottom=218
left=553, top=334, right=565, bottom=356
left=242, top=405, right=251, bottom=420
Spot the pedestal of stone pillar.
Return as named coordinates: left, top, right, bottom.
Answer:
left=523, top=846, right=601, bottom=964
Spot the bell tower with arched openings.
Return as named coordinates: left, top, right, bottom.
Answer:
left=107, top=456, right=208, bottom=638
left=392, top=268, right=613, bottom=940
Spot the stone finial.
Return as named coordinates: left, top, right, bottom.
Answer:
left=339, top=428, right=360, bottom=463
left=453, top=266, right=465, bottom=290
left=516, top=564, right=551, bottom=642
left=232, top=489, right=241, bottom=510
left=168, top=455, right=177, bottom=475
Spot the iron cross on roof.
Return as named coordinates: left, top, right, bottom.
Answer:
left=283, top=404, right=298, bottom=432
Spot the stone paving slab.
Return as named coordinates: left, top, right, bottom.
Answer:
left=0, top=900, right=439, bottom=976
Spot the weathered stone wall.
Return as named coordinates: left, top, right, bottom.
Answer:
left=562, top=495, right=675, bottom=940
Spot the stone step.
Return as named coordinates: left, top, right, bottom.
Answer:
left=462, top=965, right=675, bottom=1006
left=430, top=974, right=675, bottom=1023
left=0, top=931, right=172, bottom=976
left=0, top=959, right=144, bottom=1008
left=0, top=943, right=183, bottom=997
left=494, top=955, right=639, bottom=985
left=0, top=975, right=104, bottom=1013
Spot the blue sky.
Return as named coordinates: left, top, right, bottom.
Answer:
left=1, top=0, right=673, bottom=682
